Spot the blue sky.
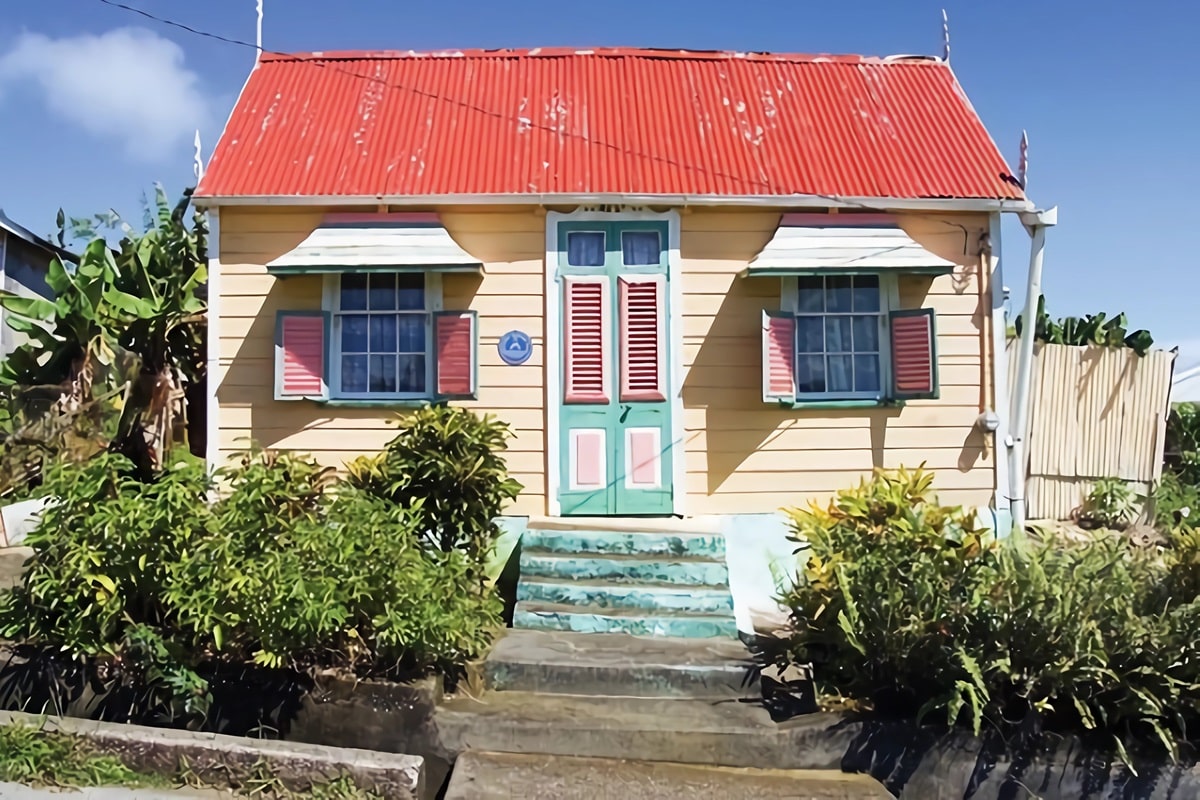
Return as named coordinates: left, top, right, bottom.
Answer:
left=1, top=0, right=1196, bottom=354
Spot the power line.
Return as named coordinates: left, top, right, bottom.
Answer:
left=95, top=0, right=780, bottom=192
left=95, top=0, right=1021, bottom=233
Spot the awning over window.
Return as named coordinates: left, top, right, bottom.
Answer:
left=266, top=213, right=483, bottom=275
left=743, top=217, right=957, bottom=278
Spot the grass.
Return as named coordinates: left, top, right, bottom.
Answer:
left=0, top=722, right=382, bottom=799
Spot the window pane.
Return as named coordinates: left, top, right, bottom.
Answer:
left=826, top=276, right=853, bottom=313
left=796, top=316, right=824, bottom=354
left=826, top=317, right=852, bottom=352
left=369, top=354, right=397, bottom=393
left=368, top=273, right=396, bottom=310
left=827, top=355, right=854, bottom=393
left=852, top=315, right=879, bottom=352
left=369, top=315, right=397, bottom=353
left=397, top=274, right=424, bottom=311
left=622, top=231, right=661, bottom=265
left=397, top=314, right=426, bottom=352
left=567, top=231, right=605, bottom=266
left=340, top=274, right=368, bottom=310
left=852, top=275, right=881, bottom=312
left=342, top=355, right=368, bottom=392
left=855, top=355, right=881, bottom=393
left=341, top=315, right=369, bottom=352
left=796, top=355, right=825, bottom=393
left=797, top=276, right=824, bottom=313
left=397, top=354, right=426, bottom=393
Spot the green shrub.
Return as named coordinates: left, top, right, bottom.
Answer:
left=346, top=406, right=523, bottom=562
left=1165, top=403, right=1200, bottom=486
left=1152, top=470, right=1200, bottom=529
left=0, top=448, right=502, bottom=718
left=1079, top=477, right=1140, bottom=530
left=781, top=467, right=1200, bottom=759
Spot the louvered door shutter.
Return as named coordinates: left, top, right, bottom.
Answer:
left=275, top=311, right=329, bottom=400
left=618, top=275, right=666, bottom=402
left=890, top=308, right=938, bottom=400
left=434, top=310, right=478, bottom=400
left=563, top=276, right=610, bottom=403
left=762, top=311, right=796, bottom=404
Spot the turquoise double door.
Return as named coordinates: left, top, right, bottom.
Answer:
left=557, top=221, right=674, bottom=516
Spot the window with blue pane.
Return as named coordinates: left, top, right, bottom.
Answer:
left=795, top=274, right=886, bottom=398
left=335, top=273, right=428, bottom=396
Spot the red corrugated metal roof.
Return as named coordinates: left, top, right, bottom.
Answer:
left=197, top=48, right=1023, bottom=202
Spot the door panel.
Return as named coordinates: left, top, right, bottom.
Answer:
left=557, top=220, right=673, bottom=516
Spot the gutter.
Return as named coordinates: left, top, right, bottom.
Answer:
left=1008, top=206, right=1059, bottom=533
left=192, top=193, right=1034, bottom=214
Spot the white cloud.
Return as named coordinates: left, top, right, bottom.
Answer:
left=0, top=27, right=215, bottom=161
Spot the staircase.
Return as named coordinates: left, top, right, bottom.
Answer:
left=512, top=520, right=738, bottom=639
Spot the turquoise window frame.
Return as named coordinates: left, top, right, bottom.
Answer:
left=781, top=273, right=900, bottom=405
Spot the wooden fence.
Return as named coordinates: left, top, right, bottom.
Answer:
left=1008, top=342, right=1176, bottom=520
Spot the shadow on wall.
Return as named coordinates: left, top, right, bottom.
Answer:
left=217, top=266, right=484, bottom=463
left=681, top=275, right=904, bottom=496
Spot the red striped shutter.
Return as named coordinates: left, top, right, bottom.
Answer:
left=275, top=312, right=328, bottom=400
left=762, top=311, right=796, bottom=404
left=563, top=276, right=609, bottom=404
left=434, top=311, right=478, bottom=399
left=890, top=308, right=938, bottom=399
left=618, top=275, right=666, bottom=402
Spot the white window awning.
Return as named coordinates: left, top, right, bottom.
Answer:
left=743, top=215, right=957, bottom=277
left=266, top=213, right=482, bottom=274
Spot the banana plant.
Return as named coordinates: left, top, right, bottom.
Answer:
left=1014, top=296, right=1154, bottom=356
left=0, top=186, right=207, bottom=480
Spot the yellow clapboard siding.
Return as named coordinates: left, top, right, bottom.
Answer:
left=687, top=487, right=994, bottom=515
left=682, top=404, right=987, bottom=430
left=689, top=467, right=992, bottom=496
left=221, top=426, right=545, bottom=452
left=690, top=446, right=992, bottom=476
left=218, top=403, right=545, bottom=431
left=680, top=383, right=982, bottom=409
left=680, top=362, right=982, bottom=390
left=686, top=424, right=986, bottom=452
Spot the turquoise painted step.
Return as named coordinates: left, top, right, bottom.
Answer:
left=514, top=604, right=737, bottom=639
left=519, top=553, right=729, bottom=587
left=522, top=530, right=726, bottom=560
left=517, top=579, right=734, bottom=614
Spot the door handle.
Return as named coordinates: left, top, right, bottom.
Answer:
left=619, top=405, right=631, bottom=423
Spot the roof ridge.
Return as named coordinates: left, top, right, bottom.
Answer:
left=259, top=47, right=946, bottom=65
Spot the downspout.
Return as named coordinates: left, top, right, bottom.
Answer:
left=1008, top=207, right=1058, bottom=533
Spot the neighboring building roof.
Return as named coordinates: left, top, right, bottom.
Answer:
left=0, top=208, right=77, bottom=263
left=197, top=48, right=1024, bottom=204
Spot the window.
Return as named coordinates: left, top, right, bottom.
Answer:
left=331, top=273, right=433, bottom=398
left=793, top=275, right=890, bottom=399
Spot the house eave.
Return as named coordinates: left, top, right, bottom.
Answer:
left=193, top=192, right=1035, bottom=214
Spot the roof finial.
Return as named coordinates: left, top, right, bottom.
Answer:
left=942, top=9, right=951, bottom=62
left=193, top=130, right=204, bottom=182
left=1018, top=129, right=1029, bottom=189
left=256, top=0, right=264, bottom=55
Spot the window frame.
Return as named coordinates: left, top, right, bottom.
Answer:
left=780, top=273, right=900, bottom=403
left=322, top=271, right=444, bottom=401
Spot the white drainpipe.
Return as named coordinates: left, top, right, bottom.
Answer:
left=1008, top=207, right=1058, bottom=533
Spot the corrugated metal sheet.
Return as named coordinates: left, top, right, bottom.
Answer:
left=1008, top=341, right=1176, bottom=520
left=197, top=49, right=1024, bottom=201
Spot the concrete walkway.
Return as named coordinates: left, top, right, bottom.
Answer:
left=443, top=752, right=892, bottom=799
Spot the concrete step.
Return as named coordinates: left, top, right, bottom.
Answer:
left=443, top=751, right=893, bottom=800
left=483, top=629, right=757, bottom=699
left=517, top=579, right=734, bottom=615
left=513, top=602, right=737, bottom=639
left=434, top=691, right=856, bottom=771
left=522, top=530, right=726, bottom=560
left=519, top=552, right=730, bottom=587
